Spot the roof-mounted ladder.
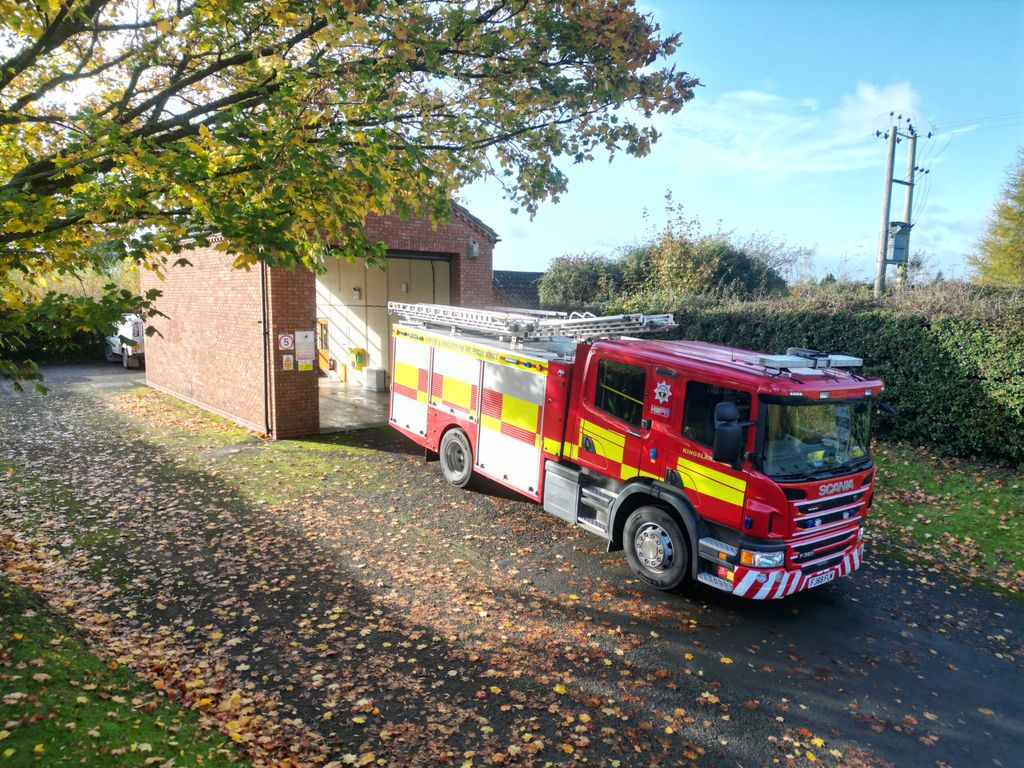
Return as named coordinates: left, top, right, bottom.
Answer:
left=388, top=302, right=677, bottom=343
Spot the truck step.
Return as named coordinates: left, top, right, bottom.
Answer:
left=580, top=484, right=617, bottom=512
left=696, top=573, right=734, bottom=593
left=698, top=537, right=737, bottom=563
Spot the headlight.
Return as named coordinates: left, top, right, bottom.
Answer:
left=740, top=550, right=785, bottom=568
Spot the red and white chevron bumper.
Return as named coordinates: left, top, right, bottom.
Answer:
left=730, top=543, right=864, bottom=599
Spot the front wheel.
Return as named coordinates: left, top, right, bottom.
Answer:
left=623, top=506, right=690, bottom=591
left=439, top=428, right=473, bottom=488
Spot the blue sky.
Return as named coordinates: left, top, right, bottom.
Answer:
left=464, top=0, right=1024, bottom=281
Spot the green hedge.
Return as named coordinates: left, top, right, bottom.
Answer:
left=670, top=295, right=1024, bottom=464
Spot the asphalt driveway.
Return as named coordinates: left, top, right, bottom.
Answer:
left=1, top=364, right=1020, bottom=768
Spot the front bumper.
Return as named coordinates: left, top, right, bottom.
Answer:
left=727, top=543, right=864, bottom=599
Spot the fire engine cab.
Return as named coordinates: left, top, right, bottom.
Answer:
left=387, top=302, right=884, bottom=600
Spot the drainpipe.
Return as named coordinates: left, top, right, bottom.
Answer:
left=260, top=261, right=272, bottom=437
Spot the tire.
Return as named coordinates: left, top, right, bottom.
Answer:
left=623, top=506, right=690, bottom=591
left=439, top=428, right=473, bottom=488
left=104, top=345, right=119, bottom=363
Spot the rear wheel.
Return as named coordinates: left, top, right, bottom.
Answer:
left=623, top=506, right=690, bottom=590
left=439, top=428, right=473, bottom=488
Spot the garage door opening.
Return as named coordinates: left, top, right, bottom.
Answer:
left=316, top=253, right=451, bottom=432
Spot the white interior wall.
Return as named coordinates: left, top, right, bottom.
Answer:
left=315, top=257, right=450, bottom=384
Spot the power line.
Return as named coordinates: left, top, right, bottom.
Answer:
left=930, top=110, right=1024, bottom=130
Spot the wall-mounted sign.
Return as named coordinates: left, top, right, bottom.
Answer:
left=282, top=354, right=294, bottom=371
left=295, top=330, right=316, bottom=372
left=278, top=333, right=294, bottom=351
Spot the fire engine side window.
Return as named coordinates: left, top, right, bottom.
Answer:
left=682, top=382, right=752, bottom=448
left=594, top=359, right=646, bottom=428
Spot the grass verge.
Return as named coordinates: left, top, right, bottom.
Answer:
left=107, top=387, right=410, bottom=506
left=0, top=577, right=243, bottom=766
left=871, top=442, right=1023, bottom=593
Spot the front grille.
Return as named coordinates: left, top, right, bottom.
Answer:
left=795, top=502, right=863, bottom=531
left=789, top=527, right=858, bottom=569
left=796, top=489, right=866, bottom=515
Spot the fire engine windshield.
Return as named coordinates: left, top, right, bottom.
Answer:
left=761, top=401, right=872, bottom=479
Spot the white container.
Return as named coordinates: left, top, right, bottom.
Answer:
left=363, top=368, right=387, bottom=391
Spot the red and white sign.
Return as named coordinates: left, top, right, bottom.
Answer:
left=278, top=333, right=294, bottom=351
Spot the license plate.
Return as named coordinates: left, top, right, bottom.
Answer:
left=807, top=570, right=835, bottom=589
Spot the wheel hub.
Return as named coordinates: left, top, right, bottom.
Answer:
left=446, top=443, right=465, bottom=472
left=635, top=523, right=674, bottom=570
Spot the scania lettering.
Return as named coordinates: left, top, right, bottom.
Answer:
left=387, top=303, right=885, bottom=600
left=819, top=479, right=855, bottom=496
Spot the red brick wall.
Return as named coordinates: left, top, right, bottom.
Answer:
left=140, top=206, right=495, bottom=439
left=139, top=246, right=267, bottom=433
left=364, top=208, right=495, bottom=307
left=265, top=267, right=319, bottom=438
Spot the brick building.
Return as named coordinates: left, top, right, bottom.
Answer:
left=141, top=203, right=497, bottom=438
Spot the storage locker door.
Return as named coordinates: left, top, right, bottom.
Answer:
left=390, top=335, right=430, bottom=436
left=476, top=363, right=546, bottom=495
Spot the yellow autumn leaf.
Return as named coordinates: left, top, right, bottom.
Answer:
left=806, top=751, right=817, bottom=762
left=811, top=737, right=824, bottom=747
left=719, top=656, right=733, bottom=664
left=156, top=19, right=172, bottom=34
left=553, top=684, right=567, bottom=695
left=358, top=753, right=375, bottom=766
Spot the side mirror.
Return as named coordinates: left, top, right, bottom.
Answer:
left=715, top=401, right=740, bottom=423
left=712, top=401, right=744, bottom=465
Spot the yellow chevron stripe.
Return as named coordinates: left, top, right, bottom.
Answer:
left=679, top=457, right=747, bottom=492
left=543, top=437, right=562, bottom=456
left=677, top=458, right=746, bottom=507
left=480, top=414, right=502, bottom=434
left=501, top=394, right=540, bottom=432
left=393, top=361, right=421, bottom=391
left=441, top=376, right=472, bottom=410
left=580, top=419, right=626, bottom=448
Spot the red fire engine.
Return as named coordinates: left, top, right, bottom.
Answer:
left=387, top=302, right=884, bottom=600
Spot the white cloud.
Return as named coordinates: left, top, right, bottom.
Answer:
left=658, top=80, right=920, bottom=179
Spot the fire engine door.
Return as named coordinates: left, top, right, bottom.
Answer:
left=574, top=356, right=648, bottom=481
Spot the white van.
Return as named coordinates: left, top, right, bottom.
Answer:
left=105, top=313, right=145, bottom=368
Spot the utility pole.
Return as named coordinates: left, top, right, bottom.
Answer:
left=896, top=131, right=917, bottom=287
left=873, top=117, right=926, bottom=298
left=873, top=128, right=898, bottom=298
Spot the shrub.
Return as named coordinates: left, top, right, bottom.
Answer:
left=539, top=254, right=623, bottom=312
left=669, top=287, right=1024, bottom=464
